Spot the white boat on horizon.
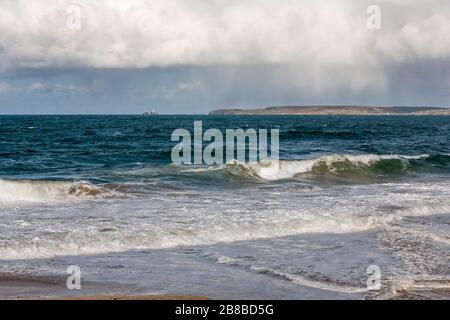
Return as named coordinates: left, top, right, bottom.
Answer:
left=143, top=109, right=159, bottom=116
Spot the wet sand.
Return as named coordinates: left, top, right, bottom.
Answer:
left=0, top=273, right=208, bottom=300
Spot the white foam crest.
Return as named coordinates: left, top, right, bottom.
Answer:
left=217, top=256, right=239, bottom=264
left=215, top=255, right=368, bottom=293
left=229, top=154, right=430, bottom=180
left=0, top=213, right=376, bottom=260
left=249, top=266, right=368, bottom=293
left=393, top=203, right=450, bottom=218
left=0, top=179, right=113, bottom=203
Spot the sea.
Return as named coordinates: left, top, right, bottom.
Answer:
left=0, top=115, right=449, bottom=299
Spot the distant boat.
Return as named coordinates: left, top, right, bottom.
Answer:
left=143, top=109, right=159, bottom=116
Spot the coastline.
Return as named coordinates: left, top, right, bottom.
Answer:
left=209, top=106, right=450, bottom=116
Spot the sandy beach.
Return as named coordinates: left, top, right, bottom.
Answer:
left=0, top=273, right=208, bottom=300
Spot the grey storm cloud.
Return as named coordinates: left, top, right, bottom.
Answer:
left=0, top=0, right=449, bottom=113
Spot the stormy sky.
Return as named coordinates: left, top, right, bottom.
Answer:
left=0, top=0, right=449, bottom=114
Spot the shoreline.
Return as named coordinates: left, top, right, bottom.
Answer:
left=0, top=272, right=208, bottom=300
left=2, top=270, right=449, bottom=300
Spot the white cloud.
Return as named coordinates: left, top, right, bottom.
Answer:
left=0, top=0, right=449, bottom=70
left=27, top=81, right=98, bottom=94
left=29, top=82, right=48, bottom=92
left=178, top=81, right=204, bottom=91
left=0, top=81, right=18, bottom=93
left=399, top=14, right=450, bottom=60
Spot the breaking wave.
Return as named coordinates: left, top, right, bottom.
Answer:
left=186, top=154, right=447, bottom=180
left=0, top=213, right=377, bottom=260
left=0, top=179, right=115, bottom=203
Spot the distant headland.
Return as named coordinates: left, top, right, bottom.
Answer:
left=209, top=106, right=450, bottom=116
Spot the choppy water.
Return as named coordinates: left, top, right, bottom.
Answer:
left=0, top=115, right=449, bottom=299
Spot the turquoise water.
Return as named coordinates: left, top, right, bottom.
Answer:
left=0, top=115, right=449, bottom=299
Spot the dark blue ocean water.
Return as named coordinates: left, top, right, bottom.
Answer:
left=0, top=115, right=449, bottom=181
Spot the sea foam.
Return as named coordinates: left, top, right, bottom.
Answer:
left=0, top=179, right=113, bottom=203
